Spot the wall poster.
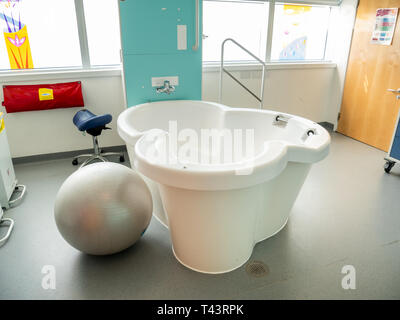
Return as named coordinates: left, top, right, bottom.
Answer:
left=371, top=8, right=398, bottom=45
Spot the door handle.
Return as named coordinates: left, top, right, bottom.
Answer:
left=387, top=88, right=400, bottom=93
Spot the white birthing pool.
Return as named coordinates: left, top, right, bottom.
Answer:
left=118, top=100, right=330, bottom=274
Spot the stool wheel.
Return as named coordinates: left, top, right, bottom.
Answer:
left=120, top=155, right=125, bottom=163
left=72, top=159, right=78, bottom=166
left=384, top=160, right=395, bottom=173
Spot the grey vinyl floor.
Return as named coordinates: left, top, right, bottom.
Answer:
left=1, top=132, right=399, bottom=300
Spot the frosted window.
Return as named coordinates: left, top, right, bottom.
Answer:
left=271, top=3, right=331, bottom=61
left=203, top=1, right=269, bottom=62
left=83, top=0, right=121, bottom=66
left=0, top=0, right=81, bottom=70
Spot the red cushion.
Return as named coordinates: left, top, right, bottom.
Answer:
left=2, top=81, right=84, bottom=113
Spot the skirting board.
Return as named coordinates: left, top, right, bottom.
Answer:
left=12, top=145, right=128, bottom=165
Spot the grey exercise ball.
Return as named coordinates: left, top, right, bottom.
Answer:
left=54, top=162, right=152, bottom=255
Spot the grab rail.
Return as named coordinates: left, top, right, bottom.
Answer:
left=192, top=0, right=200, bottom=51
left=219, top=38, right=266, bottom=109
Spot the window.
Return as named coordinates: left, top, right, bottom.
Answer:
left=0, top=0, right=81, bottom=70
left=271, top=3, right=331, bottom=61
left=203, top=1, right=269, bottom=62
left=83, top=0, right=121, bottom=66
left=203, top=0, right=332, bottom=64
left=0, top=0, right=121, bottom=71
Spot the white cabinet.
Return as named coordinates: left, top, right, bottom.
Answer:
left=0, top=115, right=17, bottom=209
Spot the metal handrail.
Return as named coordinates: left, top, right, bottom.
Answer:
left=219, top=38, right=266, bottom=109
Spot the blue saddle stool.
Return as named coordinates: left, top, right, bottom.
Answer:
left=72, top=109, right=125, bottom=167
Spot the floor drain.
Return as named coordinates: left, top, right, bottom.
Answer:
left=246, top=261, right=269, bottom=278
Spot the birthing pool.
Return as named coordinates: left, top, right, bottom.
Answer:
left=118, top=100, right=330, bottom=274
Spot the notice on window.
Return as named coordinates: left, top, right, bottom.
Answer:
left=371, top=8, right=398, bottom=45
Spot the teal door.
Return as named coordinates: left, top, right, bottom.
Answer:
left=119, top=0, right=202, bottom=106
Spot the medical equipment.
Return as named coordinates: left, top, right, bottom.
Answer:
left=0, top=206, right=14, bottom=247
left=384, top=107, right=400, bottom=173
left=0, top=112, right=26, bottom=209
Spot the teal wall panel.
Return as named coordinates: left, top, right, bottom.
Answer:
left=119, top=0, right=202, bottom=106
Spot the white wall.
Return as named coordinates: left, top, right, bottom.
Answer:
left=0, top=65, right=341, bottom=158
left=203, top=65, right=336, bottom=122
left=0, top=74, right=126, bottom=158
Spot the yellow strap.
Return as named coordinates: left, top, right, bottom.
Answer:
left=0, top=112, right=5, bottom=133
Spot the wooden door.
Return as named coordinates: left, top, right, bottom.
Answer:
left=338, top=0, right=400, bottom=151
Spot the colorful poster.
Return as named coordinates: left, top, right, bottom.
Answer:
left=371, top=8, right=398, bottom=45
left=278, top=5, right=311, bottom=61
left=0, top=0, right=33, bottom=69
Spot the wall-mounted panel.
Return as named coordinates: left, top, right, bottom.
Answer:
left=120, top=0, right=202, bottom=107
left=123, top=53, right=202, bottom=104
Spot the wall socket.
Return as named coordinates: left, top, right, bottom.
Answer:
left=151, top=76, right=179, bottom=87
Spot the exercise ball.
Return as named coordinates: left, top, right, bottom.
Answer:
left=54, top=162, right=152, bottom=255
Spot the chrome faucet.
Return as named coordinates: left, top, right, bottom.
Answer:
left=156, top=80, right=175, bottom=94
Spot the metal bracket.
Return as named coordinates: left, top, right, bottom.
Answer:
left=8, top=185, right=26, bottom=208
left=219, top=38, right=266, bottom=109
left=275, top=115, right=290, bottom=123
left=0, top=207, right=14, bottom=247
